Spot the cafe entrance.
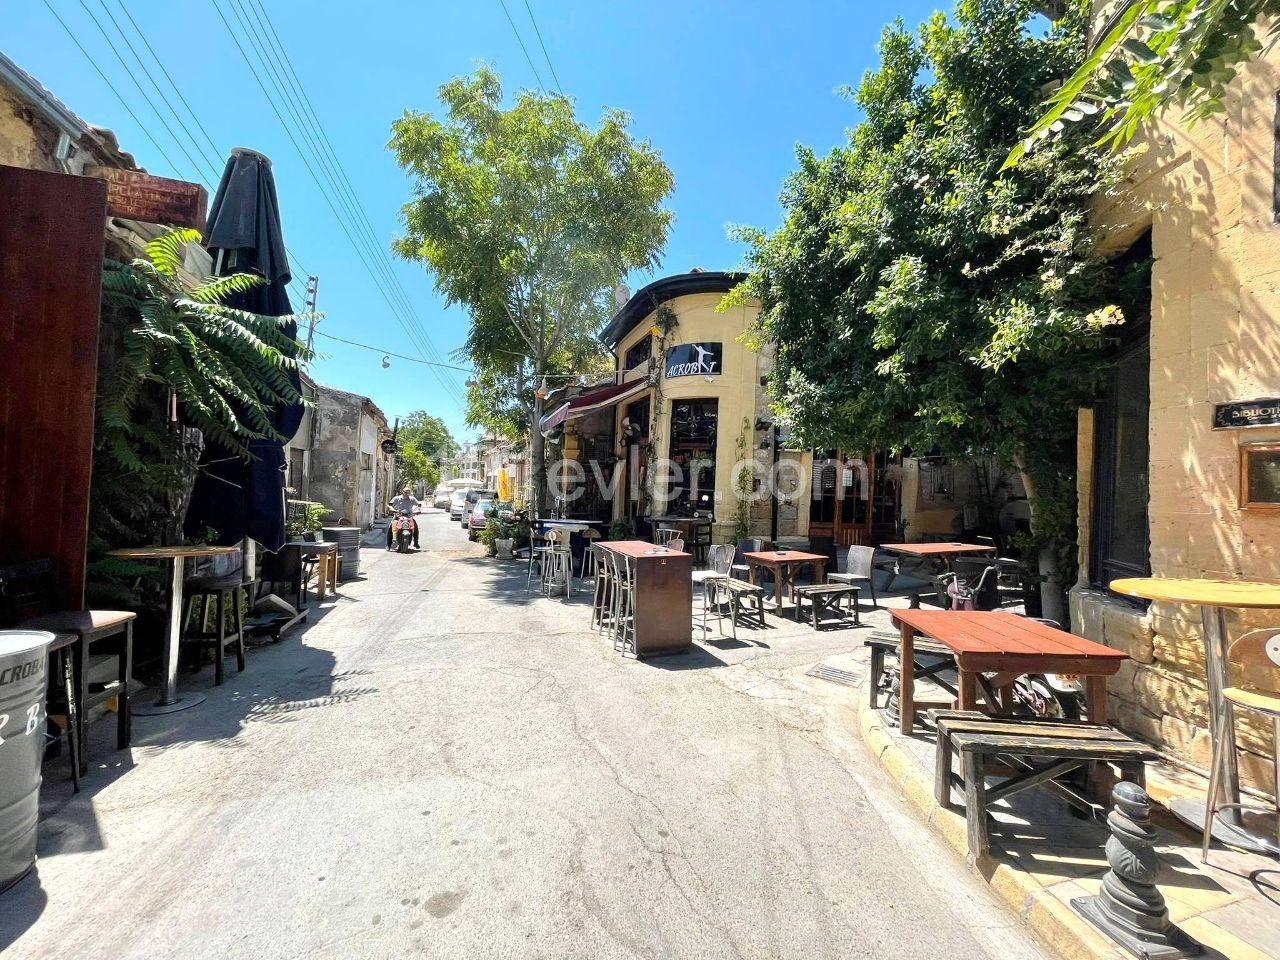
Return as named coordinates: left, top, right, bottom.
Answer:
left=807, top=450, right=902, bottom=547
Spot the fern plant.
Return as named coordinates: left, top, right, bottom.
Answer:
left=99, top=228, right=310, bottom=465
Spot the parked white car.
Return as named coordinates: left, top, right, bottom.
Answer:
left=432, top=486, right=453, bottom=509
left=449, top=489, right=471, bottom=520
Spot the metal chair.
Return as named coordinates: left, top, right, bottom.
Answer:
left=667, top=538, right=685, bottom=554
left=526, top=530, right=552, bottom=593
left=1202, top=627, right=1280, bottom=865
left=694, top=544, right=735, bottom=633
left=591, top=544, right=613, bottom=633
left=540, top=530, right=573, bottom=598
left=828, top=545, right=930, bottom=608
left=655, top=527, right=680, bottom=546
left=579, top=529, right=602, bottom=579
left=731, top=538, right=766, bottom=581
left=611, top=551, right=636, bottom=654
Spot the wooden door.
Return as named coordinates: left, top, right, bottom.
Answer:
left=810, top=451, right=874, bottom=546
left=0, top=165, right=108, bottom=609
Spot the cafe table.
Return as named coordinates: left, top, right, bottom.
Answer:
left=879, top=541, right=995, bottom=570
left=596, top=541, right=692, bottom=657
left=889, top=609, right=1128, bottom=736
left=108, top=544, right=240, bottom=715
left=742, top=550, right=827, bottom=615
left=1111, top=577, right=1280, bottom=855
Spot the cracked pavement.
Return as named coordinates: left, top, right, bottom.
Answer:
left=1, top=512, right=1046, bottom=959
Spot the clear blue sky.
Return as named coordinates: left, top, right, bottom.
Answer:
left=9, top=0, right=943, bottom=441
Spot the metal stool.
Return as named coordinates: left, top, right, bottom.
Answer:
left=591, top=544, right=613, bottom=632
left=526, top=531, right=551, bottom=593
left=612, top=552, right=636, bottom=654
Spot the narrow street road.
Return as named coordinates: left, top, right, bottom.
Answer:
left=3, top=512, right=1046, bottom=960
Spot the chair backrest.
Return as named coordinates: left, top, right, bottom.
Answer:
left=707, top=544, right=735, bottom=575
left=667, top=538, right=685, bottom=553
left=1228, top=628, right=1280, bottom=696
left=655, top=527, right=679, bottom=546
left=582, top=528, right=601, bottom=542
left=0, top=558, right=57, bottom=626
left=847, top=544, right=877, bottom=579
left=736, top=538, right=763, bottom=558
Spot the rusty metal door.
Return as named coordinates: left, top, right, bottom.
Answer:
left=0, top=165, right=108, bottom=609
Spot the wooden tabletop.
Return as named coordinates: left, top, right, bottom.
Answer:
left=109, top=545, right=240, bottom=560
left=597, top=540, right=691, bottom=559
left=743, top=550, right=827, bottom=564
left=880, top=542, right=995, bottom=557
left=1110, top=577, right=1280, bottom=609
left=891, top=609, right=1126, bottom=661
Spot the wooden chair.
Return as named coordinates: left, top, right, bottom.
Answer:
left=182, top=552, right=255, bottom=686
left=1203, top=627, right=1280, bottom=865
left=0, top=558, right=134, bottom=777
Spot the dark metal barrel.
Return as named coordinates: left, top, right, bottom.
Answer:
left=321, top=526, right=362, bottom=581
left=0, top=630, right=52, bottom=892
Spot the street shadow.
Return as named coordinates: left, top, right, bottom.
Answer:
left=641, top=645, right=729, bottom=671
left=0, top=867, right=48, bottom=953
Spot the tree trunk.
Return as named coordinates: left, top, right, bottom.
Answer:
left=1016, top=456, right=1067, bottom=626
left=530, top=361, right=546, bottom=516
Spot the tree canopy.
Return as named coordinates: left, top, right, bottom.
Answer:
left=730, top=0, right=1150, bottom=613
left=389, top=68, right=674, bottom=507
left=1010, top=0, right=1278, bottom=166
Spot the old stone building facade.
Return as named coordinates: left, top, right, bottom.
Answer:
left=1072, top=22, right=1280, bottom=792
left=308, top=385, right=395, bottom=529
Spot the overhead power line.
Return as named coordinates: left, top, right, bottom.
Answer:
left=521, top=0, right=563, bottom=94
left=497, top=0, right=546, bottom=91
left=313, top=331, right=474, bottom=373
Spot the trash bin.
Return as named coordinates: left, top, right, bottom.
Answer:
left=0, top=630, right=53, bottom=893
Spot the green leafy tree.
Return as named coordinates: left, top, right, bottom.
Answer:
left=398, top=409, right=457, bottom=463
left=730, top=0, right=1147, bottom=619
left=1010, top=0, right=1277, bottom=165
left=389, top=67, right=674, bottom=511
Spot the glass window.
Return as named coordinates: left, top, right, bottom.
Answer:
left=668, top=399, right=718, bottom=514
left=624, top=337, right=651, bottom=371
left=1092, top=336, right=1151, bottom=588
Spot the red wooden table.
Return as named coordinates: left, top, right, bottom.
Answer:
left=879, top=542, right=994, bottom=570
left=742, top=550, right=827, bottom=614
left=889, top=609, right=1128, bottom=735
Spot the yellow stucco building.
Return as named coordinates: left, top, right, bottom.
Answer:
left=1072, top=25, right=1280, bottom=793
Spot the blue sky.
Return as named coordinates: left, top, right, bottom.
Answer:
left=9, top=0, right=943, bottom=441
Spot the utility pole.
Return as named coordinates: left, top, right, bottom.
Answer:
left=304, top=275, right=319, bottom=350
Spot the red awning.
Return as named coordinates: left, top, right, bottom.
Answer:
left=540, top=379, right=649, bottom=436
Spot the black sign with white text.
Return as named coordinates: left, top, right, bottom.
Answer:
left=1213, top=398, right=1280, bottom=430
left=664, top=342, right=723, bottom=378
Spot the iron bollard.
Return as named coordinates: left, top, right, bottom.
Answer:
left=1072, top=781, right=1202, bottom=959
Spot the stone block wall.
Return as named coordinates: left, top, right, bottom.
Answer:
left=1075, top=39, right=1280, bottom=794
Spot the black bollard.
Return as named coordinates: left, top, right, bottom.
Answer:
left=1072, top=781, right=1203, bottom=959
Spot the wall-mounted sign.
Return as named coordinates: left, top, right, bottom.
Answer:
left=85, top=165, right=208, bottom=233
left=1213, top=398, right=1280, bottom=430
left=664, top=342, right=722, bottom=378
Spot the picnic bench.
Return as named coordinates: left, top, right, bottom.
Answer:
left=929, top=709, right=1159, bottom=862
left=794, top=583, right=860, bottom=630
left=864, top=631, right=957, bottom=712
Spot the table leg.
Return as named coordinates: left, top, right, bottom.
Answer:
left=958, top=670, right=978, bottom=712
left=774, top=564, right=784, bottom=609
left=132, top=558, right=205, bottom=716
left=1085, top=675, right=1108, bottom=724
left=899, top=620, right=916, bottom=735
left=316, top=554, right=328, bottom=600
left=329, top=553, right=339, bottom=594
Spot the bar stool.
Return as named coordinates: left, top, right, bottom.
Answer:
left=591, top=544, right=613, bottom=632
left=612, top=552, right=637, bottom=654
left=526, top=530, right=552, bottom=593
left=540, top=531, right=573, bottom=598
left=181, top=553, right=254, bottom=686
left=579, top=529, right=602, bottom=579
left=1202, top=627, right=1280, bottom=865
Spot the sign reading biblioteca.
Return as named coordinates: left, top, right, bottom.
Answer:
left=1212, top=398, right=1280, bottom=430
left=664, top=342, right=722, bottom=378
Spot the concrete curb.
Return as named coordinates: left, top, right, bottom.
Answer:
left=855, top=697, right=1127, bottom=960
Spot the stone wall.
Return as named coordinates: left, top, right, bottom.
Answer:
left=1074, top=38, right=1280, bottom=793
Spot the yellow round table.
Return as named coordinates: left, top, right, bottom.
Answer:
left=1111, top=577, right=1280, bottom=855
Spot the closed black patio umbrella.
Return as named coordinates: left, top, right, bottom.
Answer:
left=184, top=148, right=304, bottom=552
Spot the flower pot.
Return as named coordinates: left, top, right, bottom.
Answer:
left=495, top=538, right=515, bottom=558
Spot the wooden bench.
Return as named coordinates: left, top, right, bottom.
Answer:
left=713, top=578, right=767, bottom=641
left=929, top=709, right=1159, bottom=862
left=865, top=632, right=957, bottom=711
left=794, top=583, right=860, bottom=630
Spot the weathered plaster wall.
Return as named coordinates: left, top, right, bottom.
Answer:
left=1075, top=37, right=1280, bottom=792
left=0, top=87, right=58, bottom=171
left=311, top=387, right=363, bottom=524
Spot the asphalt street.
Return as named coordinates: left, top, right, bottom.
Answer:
left=1, top=510, right=1047, bottom=959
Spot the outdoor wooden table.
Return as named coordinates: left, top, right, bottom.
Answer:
left=108, top=545, right=240, bottom=715
left=742, top=550, right=827, bottom=616
left=879, top=541, right=995, bottom=570
left=298, top=542, right=339, bottom=600
left=1111, top=577, right=1280, bottom=855
left=889, top=609, right=1128, bottom=736
left=596, top=541, right=692, bottom=657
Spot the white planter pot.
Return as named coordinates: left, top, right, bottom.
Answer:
left=495, top=538, right=515, bottom=558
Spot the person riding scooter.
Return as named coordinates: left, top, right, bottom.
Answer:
left=386, top=486, right=421, bottom=550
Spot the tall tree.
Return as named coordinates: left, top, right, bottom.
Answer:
left=397, top=409, right=457, bottom=464
left=1009, top=0, right=1278, bottom=165
left=730, top=0, right=1147, bottom=619
left=389, top=68, right=674, bottom=511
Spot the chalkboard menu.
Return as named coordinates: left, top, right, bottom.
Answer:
left=1240, top=443, right=1280, bottom=508
left=1214, top=398, right=1280, bottom=430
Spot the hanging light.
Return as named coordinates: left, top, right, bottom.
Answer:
left=381, top=355, right=391, bottom=369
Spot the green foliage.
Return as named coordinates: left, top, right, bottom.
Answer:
left=733, top=418, right=754, bottom=543
left=734, top=0, right=1150, bottom=583
left=398, top=410, right=457, bottom=461
left=285, top=501, right=326, bottom=539
left=1010, top=0, right=1278, bottom=165
left=389, top=67, right=675, bottom=506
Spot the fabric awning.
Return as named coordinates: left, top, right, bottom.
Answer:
left=540, top=379, right=648, bottom=436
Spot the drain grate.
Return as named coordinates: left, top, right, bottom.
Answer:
left=807, top=663, right=863, bottom=688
